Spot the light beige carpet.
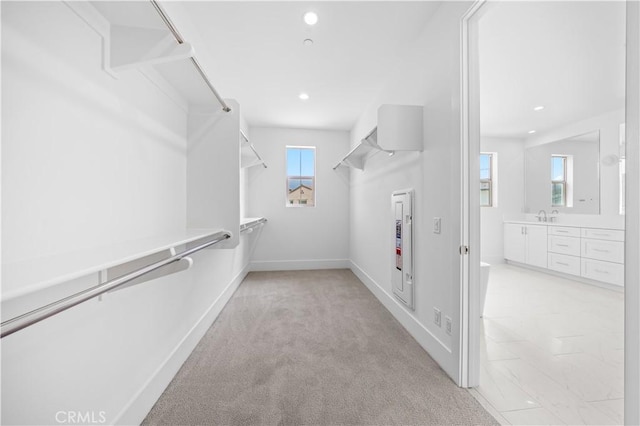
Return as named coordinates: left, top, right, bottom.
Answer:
left=143, top=269, right=497, bottom=425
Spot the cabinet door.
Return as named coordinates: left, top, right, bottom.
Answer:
left=504, top=224, right=525, bottom=263
left=526, top=225, right=548, bottom=268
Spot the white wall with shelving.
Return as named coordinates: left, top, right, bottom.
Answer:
left=1, top=2, right=256, bottom=424
left=348, top=2, right=474, bottom=383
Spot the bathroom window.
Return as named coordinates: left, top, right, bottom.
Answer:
left=551, top=155, right=567, bottom=207
left=480, top=153, right=496, bottom=207
left=286, top=146, right=315, bottom=207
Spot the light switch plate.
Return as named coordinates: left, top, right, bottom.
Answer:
left=433, top=217, right=441, bottom=234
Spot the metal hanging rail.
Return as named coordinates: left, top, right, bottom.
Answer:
left=240, top=217, right=267, bottom=233
left=1, top=231, right=231, bottom=339
left=149, top=0, right=231, bottom=113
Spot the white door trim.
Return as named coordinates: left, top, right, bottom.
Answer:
left=459, top=0, right=485, bottom=388
left=460, top=2, right=640, bottom=422
left=625, top=1, right=640, bottom=424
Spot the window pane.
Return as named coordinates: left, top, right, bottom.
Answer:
left=286, top=146, right=315, bottom=207
left=300, top=149, right=315, bottom=176
left=287, top=148, right=301, bottom=176
left=288, top=178, right=302, bottom=192
left=480, top=189, right=490, bottom=206
left=552, top=183, right=565, bottom=206
left=480, top=154, right=491, bottom=180
left=551, top=156, right=565, bottom=181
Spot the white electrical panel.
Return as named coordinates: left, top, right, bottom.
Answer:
left=392, top=189, right=414, bottom=309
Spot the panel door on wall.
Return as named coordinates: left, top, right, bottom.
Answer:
left=525, top=225, right=548, bottom=268
left=504, top=223, right=526, bottom=263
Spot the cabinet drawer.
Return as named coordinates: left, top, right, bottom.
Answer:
left=548, top=235, right=581, bottom=256
left=581, top=258, right=624, bottom=286
left=548, top=253, right=581, bottom=276
left=581, top=238, right=624, bottom=263
left=548, top=226, right=581, bottom=238
left=581, top=228, right=624, bottom=241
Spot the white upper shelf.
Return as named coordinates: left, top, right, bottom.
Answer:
left=333, top=128, right=388, bottom=170
left=334, top=104, right=423, bottom=171
left=83, top=1, right=226, bottom=109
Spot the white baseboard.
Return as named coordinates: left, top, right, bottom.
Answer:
left=114, top=263, right=251, bottom=425
left=349, top=260, right=457, bottom=383
left=250, top=259, right=349, bottom=271
left=480, top=256, right=505, bottom=266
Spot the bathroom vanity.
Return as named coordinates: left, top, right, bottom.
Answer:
left=504, top=221, right=624, bottom=287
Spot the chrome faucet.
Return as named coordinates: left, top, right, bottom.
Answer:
left=550, top=209, right=559, bottom=222
left=536, top=210, right=547, bottom=222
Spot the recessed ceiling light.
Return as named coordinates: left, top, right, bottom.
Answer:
left=299, top=93, right=309, bottom=100
left=533, top=106, right=545, bottom=111
left=528, top=130, right=536, bottom=134
left=303, top=38, right=314, bottom=46
left=303, top=12, right=318, bottom=26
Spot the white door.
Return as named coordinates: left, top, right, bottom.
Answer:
left=525, top=225, right=548, bottom=268
left=504, top=223, right=525, bottom=263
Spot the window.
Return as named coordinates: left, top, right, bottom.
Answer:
left=286, top=146, right=315, bottom=207
left=551, top=155, right=567, bottom=206
left=480, top=153, right=495, bottom=207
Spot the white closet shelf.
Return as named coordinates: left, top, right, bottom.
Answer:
left=240, top=130, right=267, bottom=169
left=2, top=229, right=226, bottom=302
left=333, top=127, right=392, bottom=170
left=334, top=105, right=424, bottom=171
left=240, top=217, right=267, bottom=232
left=77, top=1, right=229, bottom=110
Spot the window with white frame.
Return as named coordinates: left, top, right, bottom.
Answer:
left=286, top=146, right=315, bottom=207
left=480, top=152, right=496, bottom=207
left=551, top=155, right=567, bottom=207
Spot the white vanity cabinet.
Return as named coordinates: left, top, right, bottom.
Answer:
left=580, top=228, right=624, bottom=286
left=504, top=223, right=547, bottom=268
left=504, top=222, right=624, bottom=287
left=547, top=226, right=581, bottom=275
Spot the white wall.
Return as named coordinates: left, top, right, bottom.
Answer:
left=480, top=137, right=525, bottom=264
left=1, top=2, right=255, bottom=424
left=247, top=127, right=350, bottom=271
left=348, top=1, right=474, bottom=383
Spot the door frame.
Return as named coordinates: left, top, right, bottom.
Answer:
left=459, top=3, right=640, bottom=421
left=459, top=0, right=485, bottom=389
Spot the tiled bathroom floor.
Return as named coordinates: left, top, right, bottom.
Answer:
left=474, top=263, right=624, bottom=425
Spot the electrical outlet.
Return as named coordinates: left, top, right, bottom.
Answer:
left=445, top=316, right=452, bottom=335
left=433, top=217, right=441, bottom=234
left=434, top=308, right=441, bottom=327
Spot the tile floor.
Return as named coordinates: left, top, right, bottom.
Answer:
left=475, top=263, right=624, bottom=425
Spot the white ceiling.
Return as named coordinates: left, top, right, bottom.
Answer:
left=180, top=1, right=439, bottom=130
left=479, top=1, right=626, bottom=138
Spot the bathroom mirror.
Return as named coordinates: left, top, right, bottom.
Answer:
left=524, top=131, right=600, bottom=214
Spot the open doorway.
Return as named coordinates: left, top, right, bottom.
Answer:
left=464, top=2, right=628, bottom=424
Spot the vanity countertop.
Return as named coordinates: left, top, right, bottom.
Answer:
left=503, top=219, right=624, bottom=231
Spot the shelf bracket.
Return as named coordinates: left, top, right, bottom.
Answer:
left=109, top=26, right=194, bottom=73
left=106, top=247, right=193, bottom=294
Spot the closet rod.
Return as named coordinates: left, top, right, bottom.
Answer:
left=1, top=231, right=231, bottom=339
left=240, top=218, right=267, bottom=233
left=150, top=0, right=231, bottom=113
